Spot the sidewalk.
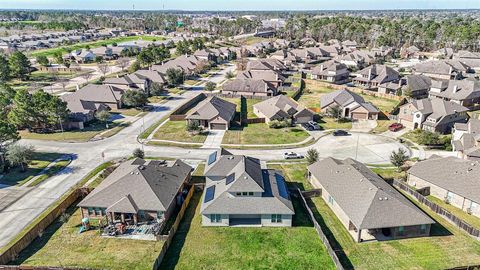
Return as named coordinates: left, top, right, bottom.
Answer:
left=201, top=130, right=225, bottom=149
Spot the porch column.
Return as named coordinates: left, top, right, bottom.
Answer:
left=133, top=214, right=138, bottom=225
left=80, top=208, right=84, bottom=219
left=121, top=213, right=125, bottom=223
left=357, top=229, right=362, bottom=243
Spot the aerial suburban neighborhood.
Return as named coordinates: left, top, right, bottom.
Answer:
left=0, top=2, right=479, bottom=270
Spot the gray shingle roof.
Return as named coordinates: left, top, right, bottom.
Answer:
left=71, top=84, right=124, bottom=104
left=429, top=80, right=480, bottom=101
left=408, top=156, right=480, bottom=203
left=309, top=158, right=434, bottom=229
left=185, top=96, right=236, bottom=122
left=78, top=159, right=192, bottom=212
left=222, top=79, right=275, bottom=94
left=254, top=95, right=314, bottom=120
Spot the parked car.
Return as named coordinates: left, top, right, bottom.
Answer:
left=283, top=152, right=304, bottom=159
left=308, top=121, right=321, bottom=130
left=388, top=123, right=404, bottom=132
left=333, top=130, right=349, bottom=136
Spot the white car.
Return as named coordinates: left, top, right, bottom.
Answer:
left=283, top=152, right=304, bottom=160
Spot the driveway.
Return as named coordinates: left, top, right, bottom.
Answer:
left=351, top=120, right=377, bottom=133
left=202, top=130, right=225, bottom=149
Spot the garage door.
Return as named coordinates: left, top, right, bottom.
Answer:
left=351, top=112, right=367, bottom=120
left=210, top=123, right=227, bottom=130
left=295, top=117, right=311, bottom=124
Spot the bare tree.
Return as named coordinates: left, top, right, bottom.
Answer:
left=81, top=71, right=93, bottom=83
left=116, top=57, right=130, bottom=72
left=97, top=62, right=110, bottom=77
left=58, top=79, right=69, bottom=92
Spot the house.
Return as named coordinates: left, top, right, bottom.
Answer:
left=310, top=60, right=350, bottom=84
left=185, top=96, right=236, bottom=130
left=71, top=84, right=124, bottom=110
left=78, top=158, right=192, bottom=226
left=253, top=95, right=315, bottom=124
left=336, top=50, right=376, bottom=69
left=103, top=73, right=151, bottom=93
left=342, top=40, right=358, bottom=52
left=134, top=70, right=167, bottom=86
left=246, top=59, right=287, bottom=72
left=237, top=70, right=285, bottom=88
left=194, top=48, right=219, bottom=63
left=308, top=157, right=434, bottom=242
left=397, top=98, right=469, bottom=134
left=151, top=55, right=204, bottom=76
left=222, top=79, right=278, bottom=97
left=434, top=48, right=454, bottom=60
left=413, top=60, right=471, bottom=80
left=269, top=50, right=299, bottom=67
left=60, top=94, right=109, bottom=130
left=378, top=74, right=431, bottom=98
left=400, top=45, right=423, bottom=60
left=408, top=156, right=480, bottom=217
left=90, top=46, right=115, bottom=60
left=201, top=149, right=294, bottom=227
left=454, top=50, right=480, bottom=69
left=452, top=119, right=480, bottom=160
left=429, top=79, right=480, bottom=109
left=352, top=64, right=400, bottom=90
left=320, top=89, right=379, bottom=120
left=68, top=49, right=96, bottom=63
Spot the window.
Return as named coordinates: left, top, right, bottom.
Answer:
left=87, top=207, right=94, bottom=215
left=398, top=226, right=405, bottom=236
left=157, top=211, right=164, bottom=220
left=236, top=192, right=241, bottom=196
left=420, top=224, right=427, bottom=234
left=138, top=210, right=145, bottom=219
left=211, top=214, right=222, bottom=223
left=242, top=192, right=248, bottom=196
left=95, top=208, right=102, bottom=216
left=271, top=214, right=282, bottom=223
left=248, top=192, right=254, bottom=196
left=328, top=195, right=334, bottom=205
left=101, top=208, right=106, bottom=215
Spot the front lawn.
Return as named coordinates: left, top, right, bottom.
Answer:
left=370, top=119, right=396, bottom=134
left=0, top=152, right=63, bottom=186
left=26, top=159, right=71, bottom=187
left=401, top=129, right=452, bottom=150
left=222, top=123, right=310, bottom=145
left=318, top=117, right=352, bottom=130
left=152, top=120, right=208, bottom=143
left=270, top=163, right=480, bottom=270
left=159, top=191, right=336, bottom=270
left=13, top=208, right=164, bottom=270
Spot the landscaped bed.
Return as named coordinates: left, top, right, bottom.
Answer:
left=159, top=190, right=336, bottom=270
left=12, top=208, right=164, bottom=270
left=152, top=120, right=208, bottom=143
left=222, top=123, right=310, bottom=145
left=270, top=163, right=480, bottom=270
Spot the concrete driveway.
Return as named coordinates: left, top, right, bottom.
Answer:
left=201, top=130, right=226, bottom=149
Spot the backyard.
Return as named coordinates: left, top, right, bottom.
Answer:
left=269, top=163, right=480, bottom=270
left=0, top=152, right=66, bottom=187
left=152, top=120, right=208, bottom=143
left=12, top=208, right=164, bottom=270
left=223, top=97, right=261, bottom=119
left=299, top=80, right=400, bottom=114
left=222, top=123, right=310, bottom=145
left=159, top=191, right=336, bottom=270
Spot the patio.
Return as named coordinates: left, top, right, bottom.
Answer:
left=101, top=222, right=163, bottom=241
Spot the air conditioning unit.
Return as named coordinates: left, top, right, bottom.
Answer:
left=467, top=208, right=472, bottom=215
left=444, top=197, right=451, bottom=204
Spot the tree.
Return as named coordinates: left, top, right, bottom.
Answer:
left=166, top=68, right=184, bottom=86
left=225, top=71, right=235, bottom=79
left=116, top=57, right=130, bottom=71
left=132, top=148, right=145, bottom=159
left=9, top=51, right=31, bottom=80
left=0, top=120, right=19, bottom=145
left=5, top=144, right=34, bottom=172
left=137, top=50, right=154, bottom=67
left=81, top=71, right=93, bottom=83
left=150, top=82, right=164, bottom=96
left=95, top=110, right=111, bottom=128
left=327, top=105, right=343, bottom=121
left=390, top=148, right=409, bottom=171
left=0, top=84, right=16, bottom=116
left=122, top=90, right=148, bottom=108
left=8, top=89, right=35, bottom=128
left=204, top=81, right=216, bottom=92
left=128, top=61, right=141, bottom=73
left=36, top=55, right=50, bottom=67
left=0, top=54, right=10, bottom=82
left=53, top=51, right=64, bottom=65
left=187, top=121, right=201, bottom=132
left=97, top=62, right=110, bottom=76
left=306, top=148, right=319, bottom=165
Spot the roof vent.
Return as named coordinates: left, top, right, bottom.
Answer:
left=379, top=197, right=383, bottom=201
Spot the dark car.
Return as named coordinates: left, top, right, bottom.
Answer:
left=388, top=123, right=404, bottom=132
left=333, top=130, right=349, bottom=136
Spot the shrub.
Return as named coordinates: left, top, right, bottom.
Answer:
left=132, top=148, right=145, bottom=159
left=269, top=119, right=292, bottom=129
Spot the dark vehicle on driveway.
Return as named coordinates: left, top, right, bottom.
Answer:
left=333, top=130, right=349, bottom=136
left=388, top=123, right=404, bottom=132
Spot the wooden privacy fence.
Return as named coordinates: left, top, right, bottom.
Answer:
left=296, top=189, right=345, bottom=270
left=0, top=188, right=91, bottom=265
left=0, top=266, right=92, bottom=270
left=152, top=185, right=196, bottom=270
left=392, top=180, right=480, bottom=238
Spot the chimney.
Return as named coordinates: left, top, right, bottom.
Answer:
left=453, top=85, right=459, bottom=93
left=449, top=66, right=453, bottom=75
left=368, top=68, right=372, bottom=80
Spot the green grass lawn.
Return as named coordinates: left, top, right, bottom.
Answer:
left=370, top=119, right=396, bottom=134
left=27, top=159, right=71, bottom=187
left=0, top=153, right=63, bottom=186
left=152, top=120, right=208, bottom=143
left=19, top=121, right=127, bottom=142
left=318, top=117, right=352, bottom=130
left=222, top=123, right=310, bottom=145
left=270, top=163, right=480, bottom=270
left=299, top=80, right=399, bottom=114
left=427, top=195, right=480, bottom=230
left=159, top=191, right=336, bottom=270
left=223, top=97, right=261, bottom=119
left=13, top=208, right=164, bottom=270
left=111, top=108, right=142, bottom=117
left=30, top=35, right=164, bottom=58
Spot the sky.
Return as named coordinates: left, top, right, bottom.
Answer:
left=0, top=0, right=479, bottom=11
